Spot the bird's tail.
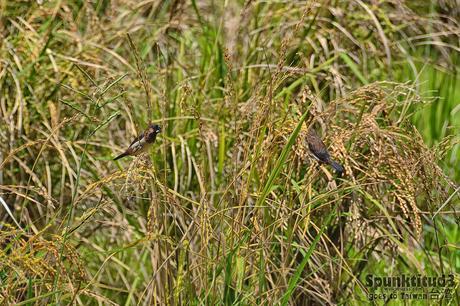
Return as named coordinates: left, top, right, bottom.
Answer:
left=330, top=160, right=344, bottom=175
left=113, top=152, right=128, bottom=161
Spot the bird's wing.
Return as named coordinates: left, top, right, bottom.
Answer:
left=128, top=135, right=148, bottom=155
left=307, top=139, right=330, bottom=163
left=310, top=149, right=330, bottom=163
left=129, top=133, right=144, bottom=146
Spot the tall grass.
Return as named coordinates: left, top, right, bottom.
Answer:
left=0, top=1, right=459, bottom=305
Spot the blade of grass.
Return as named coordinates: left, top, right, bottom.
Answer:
left=339, top=52, right=368, bottom=85
left=279, top=206, right=336, bottom=305
left=0, top=195, right=23, bottom=230
left=257, top=109, right=309, bottom=208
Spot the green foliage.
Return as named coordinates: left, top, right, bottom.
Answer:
left=0, top=0, right=458, bottom=305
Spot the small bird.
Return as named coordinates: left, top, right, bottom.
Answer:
left=306, top=128, right=344, bottom=175
left=114, top=124, right=161, bottom=160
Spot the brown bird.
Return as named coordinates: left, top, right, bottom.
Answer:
left=306, top=128, right=344, bottom=175
left=114, top=124, right=161, bottom=160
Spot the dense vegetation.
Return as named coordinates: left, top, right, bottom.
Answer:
left=0, top=1, right=459, bottom=305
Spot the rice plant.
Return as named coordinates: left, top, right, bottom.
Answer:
left=0, top=1, right=458, bottom=305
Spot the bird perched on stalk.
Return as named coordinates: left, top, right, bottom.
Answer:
left=306, top=128, right=344, bottom=175
left=114, top=124, right=161, bottom=160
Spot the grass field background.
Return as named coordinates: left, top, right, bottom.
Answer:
left=0, top=1, right=459, bottom=305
